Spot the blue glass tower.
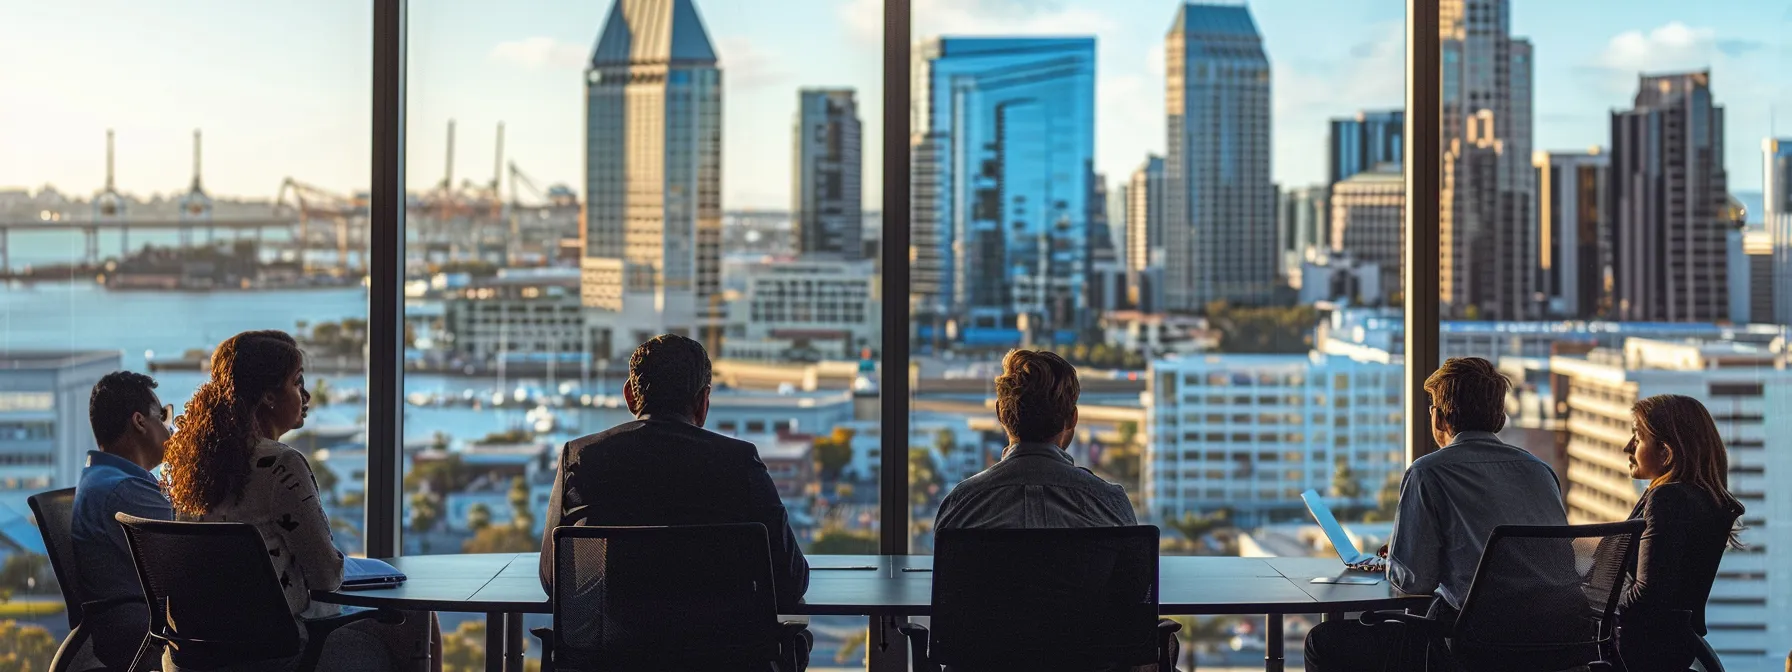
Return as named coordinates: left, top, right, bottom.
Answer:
left=913, top=37, right=1096, bottom=346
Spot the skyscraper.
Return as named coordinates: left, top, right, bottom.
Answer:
left=793, top=89, right=863, bottom=259
left=1328, top=110, right=1404, bottom=186
left=1610, top=71, right=1730, bottom=323
left=581, top=0, right=723, bottom=358
left=1439, top=0, right=1535, bottom=321
left=1534, top=149, right=1609, bottom=319
left=1126, top=155, right=1166, bottom=278
left=1766, top=138, right=1792, bottom=326
left=1329, top=166, right=1404, bottom=300
left=1277, top=185, right=1327, bottom=288
left=912, top=37, right=1096, bottom=345
left=1164, top=3, right=1276, bottom=311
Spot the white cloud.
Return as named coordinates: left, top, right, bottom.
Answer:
left=717, top=36, right=786, bottom=90
left=487, top=37, right=587, bottom=70
left=1595, top=22, right=1718, bottom=75
left=840, top=0, right=1121, bottom=42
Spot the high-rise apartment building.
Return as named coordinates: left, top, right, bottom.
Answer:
left=912, top=37, right=1096, bottom=345
left=1164, top=3, right=1277, bottom=311
left=1126, top=156, right=1167, bottom=283
left=1439, top=0, right=1535, bottom=321
left=793, top=89, right=863, bottom=259
left=1534, top=149, right=1609, bottom=319
left=1766, top=138, right=1792, bottom=326
left=581, top=0, right=723, bottom=358
left=1143, top=351, right=1405, bottom=527
left=1329, top=110, right=1404, bottom=186
left=1278, top=185, right=1328, bottom=289
left=1610, top=71, right=1730, bottom=323
left=1551, top=339, right=1792, bottom=668
left=1329, top=166, right=1404, bottom=300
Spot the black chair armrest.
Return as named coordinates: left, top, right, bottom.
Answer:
left=1359, top=610, right=1450, bottom=638
left=530, top=628, right=555, bottom=672
left=1157, top=619, right=1184, bottom=671
left=898, top=622, right=941, bottom=672
left=294, top=607, right=404, bottom=671
left=777, top=621, right=811, bottom=672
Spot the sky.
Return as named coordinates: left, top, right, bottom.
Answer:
left=1, top=0, right=1788, bottom=210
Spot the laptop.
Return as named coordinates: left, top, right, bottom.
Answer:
left=342, top=556, right=407, bottom=590
left=1300, top=489, right=1387, bottom=572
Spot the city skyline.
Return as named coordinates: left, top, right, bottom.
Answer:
left=4, top=0, right=1787, bottom=209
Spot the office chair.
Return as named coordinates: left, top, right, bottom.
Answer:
left=1360, top=520, right=1644, bottom=672
left=113, top=513, right=401, bottom=672
left=29, top=488, right=110, bottom=672
left=900, top=525, right=1181, bottom=672
left=532, top=523, right=810, bottom=672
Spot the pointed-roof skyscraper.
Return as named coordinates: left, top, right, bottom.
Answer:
left=580, top=0, right=723, bottom=358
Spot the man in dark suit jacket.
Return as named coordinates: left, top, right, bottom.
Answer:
left=538, top=334, right=810, bottom=613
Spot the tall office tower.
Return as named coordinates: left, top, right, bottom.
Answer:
left=1277, top=185, right=1328, bottom=289
left=1766, top=138, right=1792, bottom=326
left=1164, top=3, right=1277, bottom=311
left=1610, top=71, right=1730, bottom=323
left=793, top=89, right=863, bottom=259
left=1329, top=166, right=1405, bottom=300
left=1439, top=0, right=1535, bottom=321
left=910, top=132, right=949, bottom=347
left=1126, top=156, right=1166, bottom=277
left=1328, top=110, right=1405, bottom=186
left=1726, top=224, right=1774, bottom=324
left=913, top=38, right=1095, bottom=345
left=1533, top=149, right=1610, bottom=319
left=1552, top=339, right=1792, bottom=669
left=1109, top=179, right=1131, bottom=271
left=581, top=0, right=723, bottom=358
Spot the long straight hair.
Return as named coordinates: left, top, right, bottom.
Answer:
left=1632, top=394, right=1746, bottom=548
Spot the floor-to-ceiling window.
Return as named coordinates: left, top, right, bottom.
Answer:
left=0, top=1, right=372, bottom=662
left=402, top=0, right=884, bottom=666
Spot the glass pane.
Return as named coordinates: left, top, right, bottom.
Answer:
left=908, top=1, right=1408, bottom=665
left=0, top=0, right=370, bottom=659
left=405, top=0, right=881, bottom=667
left=1484, top=0, right=1790, bottom=665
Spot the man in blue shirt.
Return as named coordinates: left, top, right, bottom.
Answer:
left=1304, top=357, right=1568, bottom=671
left=71, top=370, right=175, bottom=668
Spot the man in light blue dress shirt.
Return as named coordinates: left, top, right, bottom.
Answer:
left=71, top=371, right=175, bottom=668
left=1304, top=357, right=1568, bottom=672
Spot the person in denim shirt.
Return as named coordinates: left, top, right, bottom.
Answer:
left=71, top=370, right=175, bottom=668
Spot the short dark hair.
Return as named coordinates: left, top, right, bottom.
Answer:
left=626, top=334, right=712, bottom=417
left=1423, top=357, right=1509, bottom=434
left=995, top=349, right=1080, bottom=442
left=90, top=371, right=160, bottom=447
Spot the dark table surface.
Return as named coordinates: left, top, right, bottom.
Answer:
left=314, top=553, right=1428, bottom=616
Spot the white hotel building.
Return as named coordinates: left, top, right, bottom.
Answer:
left=1550, top=338, right=1792, bottom=668
left=1143, top=351, right=1404, bottom=527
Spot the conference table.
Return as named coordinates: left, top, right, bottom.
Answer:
left=314, top=553, right=1427, bottom=672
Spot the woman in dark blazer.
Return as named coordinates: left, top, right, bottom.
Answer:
left=1617, top=394, right=1745, bottom=672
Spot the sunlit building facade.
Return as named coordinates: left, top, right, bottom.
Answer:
left=581, top=0, right=724, bottom=358
left=793, top=89, right=864, bottom=260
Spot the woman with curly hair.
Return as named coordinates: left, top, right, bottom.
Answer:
left=164, top=330, right=438, bottom=671
left=1616, top=394, right=1746, bottom=672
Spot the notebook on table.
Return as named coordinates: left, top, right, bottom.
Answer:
left=342, top=556, right=407, bottom=590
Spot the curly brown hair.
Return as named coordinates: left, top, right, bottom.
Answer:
left=163, top=330, right=304, bottom=516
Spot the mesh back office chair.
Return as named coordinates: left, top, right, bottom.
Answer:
left=113, top=513, right=401, bottom=672
left=533, top=523, right=810, bottom=672
left=1361, top=520, right=1644, bottom=672
left=29, top=488, right=108, bottom=672
left=901, top=526, right=1180, bottom=672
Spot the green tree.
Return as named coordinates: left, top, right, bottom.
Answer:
left=1365, top=471, right=1403, bottom=522
left=808, top=528, right=879, bottom=554
left=409, top=491, right=441, bottom=535
left=310, top=377, right=333, bottom=406
left=466, top=503, right=492, bottom=532
left=1164, top=510, right=1233, bottom=555
left=1330, top=457, right=1363, bottom=500
left=405, top=454, right=472, bottom=496
left=934, top=428, right=957, bottom=458
left=908, top=447, right=940, bottom=511
left=1204, top=301, right=1318, bottom=354
left=812, top=428, right=855, bottom=480
left=1116, top=421, right=1139, bottom=449
left=476, top=429, right=533, bottom=445
left=462, top=525, right=539, bottom=554
left=311, top=458, right=339, bottom=504
left=0, top=620, right=57, bottom=672
left=507, top=476, right=534, bottom=531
